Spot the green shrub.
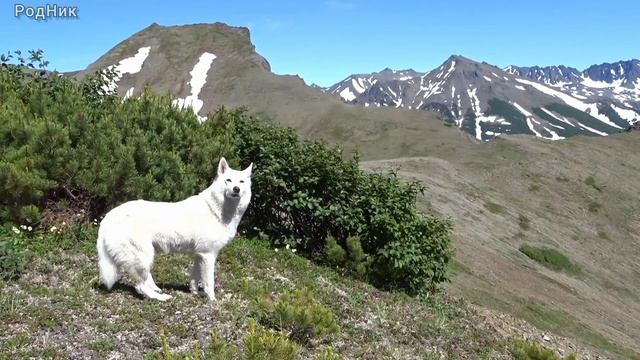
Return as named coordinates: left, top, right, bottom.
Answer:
left=252, top=288, right=339, bottom=344
left=511, top=338, right=577, bottom=360
left=244, top=319, right=298, bottom=360
left=0, top=226, right=27, bottom=280
left=0, top=51, right=235, bottom=223
left=232, top=117, right=453, bottom=294
left=325, top=235, right=347, bottom=266
left=152, top=321, right=298, bottom=360
left=324, top=235, right=372, bottom=279
left=519, top=245, right=579, bottom=274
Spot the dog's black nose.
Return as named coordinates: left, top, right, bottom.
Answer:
left=233, top=186, right=240, bottom=193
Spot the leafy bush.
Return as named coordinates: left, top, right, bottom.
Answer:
left=511, top=338, right=577, bottom=360
left=519, top=245, right=579, bottom=274
left=232, top=117, right=453, bottom=294
left=0, top=228, right=24, bottom=280
left=251, top=288, right=340, bottom=344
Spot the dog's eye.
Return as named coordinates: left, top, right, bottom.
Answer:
left=239, top=180, right=245, bottom=183
left=225, top=179, right=231, bottom=182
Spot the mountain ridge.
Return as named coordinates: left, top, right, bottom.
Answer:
left=325, top=55, right=640, bottom=141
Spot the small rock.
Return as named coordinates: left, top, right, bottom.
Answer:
left=543, top=334, right=551, bottom=342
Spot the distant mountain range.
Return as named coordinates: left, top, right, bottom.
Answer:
left=73, top=23, right=639, bottom=142
left=322, top=56, right=640, bottom=141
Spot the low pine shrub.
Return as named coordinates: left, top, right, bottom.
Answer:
left=244, top=319, right=298, bottom=360
left=511, top=338, right=577, bottom=360
left=0, top=50, right=236, bottom=224
left=251, top=288, right=339, bottom=344
left=324, top=235, right=372, bottom=279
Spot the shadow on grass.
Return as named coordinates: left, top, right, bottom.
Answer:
left=92, top=281, right=192, bottom=300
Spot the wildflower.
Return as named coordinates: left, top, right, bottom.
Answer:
left=27, top=226, right=32, bottom=232
left=274, top=248, right=279, bottom=252
left=61, top=222, right=66, bottom=226
left=20, top=225, right=27, bottom=230
left=50, top=226, right=58, bottom=232
left=285, top=244, right=290, bottom=250
left=291, top=249, right=297, bottom=253
left=12, top=226, right=20, bottom=234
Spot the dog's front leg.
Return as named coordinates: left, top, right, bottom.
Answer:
left=190, top=254, right=202, bottom=294
left=199, top=253, right=217, bottom=301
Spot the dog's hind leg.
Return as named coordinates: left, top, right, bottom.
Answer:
left=133, top=269, right=171, bottom=301
left=145, top=273, right=163, bottom=293
left=126, top=245, right=171, bottom=301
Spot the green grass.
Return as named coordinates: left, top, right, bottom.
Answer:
left=584, top=176, right=604, bottom=192
left=0, top=226, right=519, bottom=359
left=518, top=214, right=531, bottom=231
left=484, top=202, right=505, bottom=214
left=587, top=201, right=602, bottom=213
left=88, top=339, right=116, bottom=356
left=465, top=288, right=640, bottom=360
left=518, top=245, right=579, bottom=274
left=450, top=259, right=473, bottom=276
left=528, top=183, right=541, bottom=193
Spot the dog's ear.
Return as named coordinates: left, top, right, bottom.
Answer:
left=244, top=162, right=254, bottom=176
left=218, top=157, right=229, bottom=176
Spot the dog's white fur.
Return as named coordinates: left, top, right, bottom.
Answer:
left=96, top=157, right=252, bottom=301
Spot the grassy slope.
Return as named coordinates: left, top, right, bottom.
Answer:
left=69, top=23, right=639, bottom=358
left=1, top=232, right=522, bottom=359
left=361, top=132, right=640, bottom=359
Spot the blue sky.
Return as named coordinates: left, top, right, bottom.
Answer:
left=2, top=0, right=639, bottom=87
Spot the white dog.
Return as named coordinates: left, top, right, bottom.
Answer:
left=96, top=157, right=252, bottom=301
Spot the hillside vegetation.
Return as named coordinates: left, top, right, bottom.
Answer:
left=0, top=52, right=541, bottom=359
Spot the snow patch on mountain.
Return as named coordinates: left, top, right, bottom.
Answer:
left=172, top=52, right=217, bottom=122
left=515, top=78, right=623, bottom=129
left=102, top=46, right=151, bottom=93
left=611, top=104, right=639, bottom=124
left=340, top=87, right=356, bottom=102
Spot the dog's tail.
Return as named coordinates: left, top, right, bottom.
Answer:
left=97, top=231, right=119, bottom=290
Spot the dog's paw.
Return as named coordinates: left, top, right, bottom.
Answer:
left=155, top=293, right=172, bottom=301
left=203, top=291, right=216, bottom=301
